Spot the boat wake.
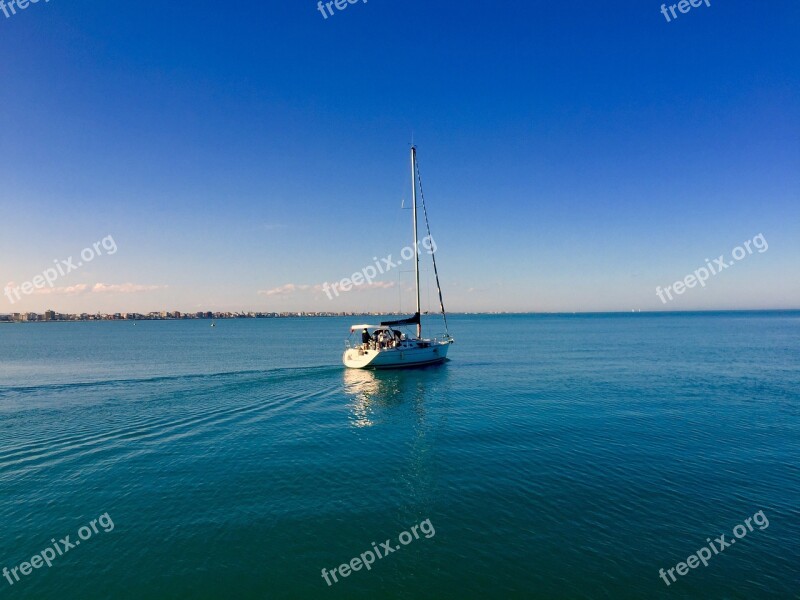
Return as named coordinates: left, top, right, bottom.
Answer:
left=0, top=365, right=343, bottom=480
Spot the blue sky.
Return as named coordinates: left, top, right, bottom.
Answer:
left=1, top=0, right=798, bottom=313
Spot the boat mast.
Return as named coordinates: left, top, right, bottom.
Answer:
left=411, top=146, right=421, bottom=338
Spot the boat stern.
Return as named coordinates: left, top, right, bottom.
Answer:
left=343, top=347, right=379, bottom=369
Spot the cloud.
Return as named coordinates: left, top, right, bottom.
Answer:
left=258, top=281, right=397, bottom=297
left=91, top=283, right=167, bottom=294
left=5, top=280, right=166, bottom=297
left=353, top=281, right=397, bottom=292
left=258, top=283, right=311, bottom=297
left=3, top=281, right=89, bottom=297
left=33, top=283, right=90, bottom=296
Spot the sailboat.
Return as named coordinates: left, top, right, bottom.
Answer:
left=343, top=146, right=454, bottom=369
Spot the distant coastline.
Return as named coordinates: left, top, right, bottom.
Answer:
left=1, top=309, right=797, bottom=323
left=0, top=310, right=401, bottom=323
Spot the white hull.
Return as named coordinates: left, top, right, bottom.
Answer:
left=343, top=340, right=451, bottom=369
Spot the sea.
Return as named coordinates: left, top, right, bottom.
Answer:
left=0, top=312, right=798, bottom=599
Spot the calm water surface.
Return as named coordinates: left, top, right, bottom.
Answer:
left=1, top=313, right=798, bottom=599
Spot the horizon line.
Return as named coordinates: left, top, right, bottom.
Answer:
left=2, top=308, right=799, bottom=319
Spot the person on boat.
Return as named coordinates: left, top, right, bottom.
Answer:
left=361, top=328, right=371, bottom=346
left=378, top=330, right=389, bottom=349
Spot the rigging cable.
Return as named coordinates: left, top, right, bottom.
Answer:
left=415, top=157, right=450, bottom=338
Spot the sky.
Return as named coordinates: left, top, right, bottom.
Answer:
left=0, top=0, right=798, bottom=314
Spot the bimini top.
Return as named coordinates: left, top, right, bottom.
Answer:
left=349, top=324, right=380, bottom=332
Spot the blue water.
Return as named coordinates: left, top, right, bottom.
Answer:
left=1, top=313, right=798, bottom=599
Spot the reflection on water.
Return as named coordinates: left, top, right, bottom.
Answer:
left=342, top=366, right=448, bottom=518
left=342, top=365, right=452, bottom=433
left=342, top=368, right=405, bottom=428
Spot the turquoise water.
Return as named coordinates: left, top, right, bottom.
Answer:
left=1, top=313, right=798, bottom=599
